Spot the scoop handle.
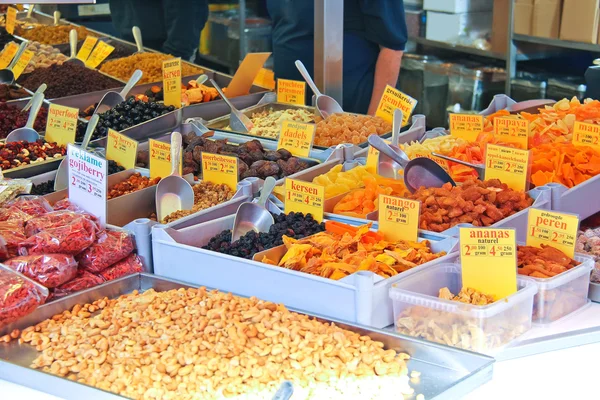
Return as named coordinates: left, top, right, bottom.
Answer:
left=132, top=26, right=143, bottom=52
left=257, top=176, right=276, bottom=207
left=295, top=60, right=321, bottom=97
left=53, top=10, right=61, bottom=25
left=25, top=92, right=44, bottom=129
left=69, top=29, right=77, bottom=58
left=170, top=131, right=182, bottom=176
left=392, top=109, right=403, bottom=147
left=8, top=42, right=28, bottom=71
left=196, top=74, right=208, bottom=85
left=27, top=5, right=34, bottom=18
left=120, top=69, right=143, bottom=98
left=368, top=134, right=409, bottom=168
left=23, top=83, right=47, bottom=112
left=82, top=114, right=99, bottom=150
left=210, top=78, right=238, bottom=112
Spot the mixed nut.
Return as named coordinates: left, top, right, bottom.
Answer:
left=0, top=140, right=66, bottom=171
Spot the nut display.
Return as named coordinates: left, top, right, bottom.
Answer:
left=160, top=181, right=235, bottom=224
left=19, top=25, right=91, bottom=45
left=439, top=287, right=495, bottom=305
left=100, top=53, right=203, bottom=84
left=0, top=102, right=48, bottom=139
left=228, top=108, right=315, bottom=138
left=107, top=173, right=160, bottom=200
left=0, top=83, right=31, bottom=101
left=0, top=140, right=65, bottom=171
left=22, top=41, right=68, bottom=73
left=517, top=244, right=580, bottom=278
left=577, top=228, right=600, bottom=283
left=314, top=113, right=391, bottom=147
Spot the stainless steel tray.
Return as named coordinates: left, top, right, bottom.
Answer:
left=0, top=273, right=494, bottom=400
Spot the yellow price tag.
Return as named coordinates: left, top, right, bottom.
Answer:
left=277, top=120, right=315, bottom=158
left=493, top=117, right=529, bottom=149
left=149, top=139, right=181, bottom=179
left=284, top=178, right=324, bottom=223
left=85, top=41, right=114, bottom=69
left=375, top=85, right=417, bottom=126
left=253, top=67, right=275, bottom=90
left=277, top=79, right=306, bottom=105
left=77, top=36, right=98, bottom=62
left=106, top=129, right=138, bottom=170
left=449, top=113, right=484, bottom=142
left=162, top=58, right=182, bottom=109
left=0, top=42, right=19, bottom=70
left=378, top=195, right=420, bottom=242
left=45, top=104, right=78, bottom=146
left=201, top=152, right=238, bottom=192
left=365, top=139, right=393, bottom=174
left=527, top=209, right=579, bottom=259
left=573, top=121, right=600, bottom=151
left=484, top=144, right=530, bottom=192
left=6, top=7, right=17, bottom=35
left=11, top=49, right=33, bottom=80
left=460, top=227, right=518, bottom=300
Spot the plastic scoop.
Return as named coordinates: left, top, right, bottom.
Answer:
left=54, top=114, right=99, bottom=191
left=53, top=10, right=61, bottom=25
left=368, top=134, right=455, bottom=193
left=65, top=29, right=84, bottom=66
left=377, top=109, right=408, bottom=180
left=132, top=26, right=144, bottom=53
left=94, top=69, right=143, bottom=115
left=272, top=381, right=294, bottom=400
left=22, top=5, right=38, bottom=24
left=5, top=91, right=44, bottom=143
left=155, top=131, right=195, bottom=222
left=0, top=41, right=28, bottom=84
left=22, top=83, right=47, bottom=112
left=195, top=74, right=208, bottom=85
left=210, top=78, right=253, bottom=133
left=231, top=176, right=276, bottom=242
left=295, top=60, right=343, bottom=119
left=432, top=152, right=486, bottom=180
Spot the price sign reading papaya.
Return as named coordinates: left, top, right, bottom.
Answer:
left=284, top=178, right=324, bottom=223
left=149, top=139, right=181, bottom=179
left=77, top=36, right=99, bottom=61
left=85, top=41, right=114, bottom=69
left=277, top=79, right=306, bottom=105
left=460, top=227, right=518, bottom=300
left=494, top=117, right=529, bottom=149
left=527, top=209, right=579, bottom=258
left=12, top=50, right=34, bottom=80
left=201, top=152, right=238, bottom=191
left=277, top=120, right=315, bottom=157
left=162, top=58, right=182, bottom=109
left=106, top=129, right=138, bottom=170
left=6, top=7, right=17, bottom=34
left=45, top=104, right=78, bottom=146
left=378, top=195, right=420, bottom=242
left=0, top=42, right=18, bottom=69
left=375, top=85, right=417, bottom=126
left=484, top=144, right=530, bottom=192
left=449, top=113, right=484, bottom=142
left=573, top=121, right=600, bottom=151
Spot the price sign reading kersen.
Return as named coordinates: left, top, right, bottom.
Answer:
left=375, top=85, right=417, bottom=126
left=162, top=58, right=182, bottom=108
left=494, top=117, right=529, bottom=149
left=484, top=144, right=530, bottom=192
left=277, top=79, right=306, bottom=105
left=527, top=209, right=579, bottom=258
left=201, top=153, right=238, bottom=191
left=573, top=121, right=600, bottom=151
left=277, top=120, right=315, bottom=157
left=285, top=178, right=324, bottom=222
left=45, top=104, right=78, bottom=146
left=449, top=114, right=484, bottom=142
left=106, top=129, right=138, bottom=170
left=378, top=195, right=420, bottom=242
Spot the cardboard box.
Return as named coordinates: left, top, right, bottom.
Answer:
left=491, top=0, right=509, bottom=52
left=560, top=0, right=599, bottom=43
left=423, top=0, right=493, bottom=13
left=532, top=0, right=562, bottom=38
left=515, top=1, right=534, bottom=35
left=426, top=11, right=493, bottom=42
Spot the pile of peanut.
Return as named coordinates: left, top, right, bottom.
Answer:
left=15, top=287, right=415, bottom=399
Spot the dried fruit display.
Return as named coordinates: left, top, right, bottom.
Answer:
left=439, top=287, right=495, bottom=305
left=51, top=270, right=105, bottom=300
left=160, top=181, right=235, bottom=224
left=312, top=165, right=376, bottom=199
left=401, top=135, right=467, bottom=159
left=30, top=180, right=55, bottom=196
left=517, top=244, right=580, bottom=278
left=0, top=83, right=31, bottom=101
left=1, top=41, right=69, bottom=74
left=314, top=113, right=391, bottom=147
left=0, top=221, right=26, bottom=260
left=97, top=253, right=143, bottom=281
left=0, top=265, right=48, bottom=328
left=19, top=216, right=97, bottom=256
left=0, top=103, right=47, bottom=139
left=227, top=108, right=315, bottom=138
left=333, top=176, right=394, bottom=218
left=4, top=195, right=52, bottom=218
left=0, top=140, right=65, bottom=171
left=531, top=142, right=600, bottom=188
left=77, top=230, right=135, bottom=273
left=24, top=210, right=97, bottom=237
left=144, top=80, right=219, bottom=106
left=19, top=25, right=90, bottom=45
left=4, top=254, right=77, bottom=288
left=108, top=173, right=160, bottom=200
left=100, top=53, right=203, bottom=84
left=577, top=228, right=600, bottom=283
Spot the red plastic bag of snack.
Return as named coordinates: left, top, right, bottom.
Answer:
left=4, top=254, right=78, bottom=288
left=0, top=221, right=26, bottom=260
left=50, top=199, right=100, bottom=224
left=0, top=206, right=34, bottom=223
left=77, top=229, right=135, bottom=273
left=24, top=211, right=98, bottom=237
left=51, top=270, right=104, bottom=300
left=5, top=195, right=52, bottom=217
left=18, top=217, right=97, bottom=256
left=98, top=254, right=144, bottom=281
left=0, top=264, right=49, bottom=327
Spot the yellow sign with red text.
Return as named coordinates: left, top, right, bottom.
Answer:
left=45, top=104, right=78, bottom=146
left=201, top=153, right=238, bottom=191
left=449, top=114, right=484, bottom=142
left=573, top=121, right=600, bottom=151
left=11, top=50, right=34, bottom=80
left=6, top=7, right=17, bottom=35
left=162, top=58, right=182, bottom=109
left=526, top=209, right=579, bottom=259
left=378, top=195, right=420, bottom=242
left=149, top=139, right=181, bottom=180
left=484, top=144, right=530, bottom=192
left=493, top=117, right=529, bottom=149
left=77, top=36, right=99, bottom=62
left=277, top=79, right=306, bottom=105
left=284, top=178, right=324, bottom=222
left=0, top=42, right=18, bottom=69
left=85, top=41, right=114, bottom=69
left=277, top=120, right=315, bottom=158
left=375, top=85, right=417, bottom=127
left=106, top=129, right=138, bottom=170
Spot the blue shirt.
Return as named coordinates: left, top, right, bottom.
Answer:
left=267, top=0, right=407, bottom=114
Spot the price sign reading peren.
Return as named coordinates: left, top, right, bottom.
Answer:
left=0, top=42, right=18, bottom=69
left=85, top=41, right=115, bottom=69
left=277, top=79, right=306, bottom=105
left=527, top=208, right=579, bottom=258
left=460, top=227, right=518, bottom=300
left=76, top=36, right=99, bottom=62
left=45, top=104, right=78, bottom=146
left=67, top=144, right=107, bottom=228
left=6, top=7, right=17, bottom=34
left=284, top=178, right=324, bottom=223
left=149, top=139, right=180, bottom=179
left=162, top=58, right=182, bottom=108
left=484, top=144, right=530, bottom=192
left=494, top=117, right=529, bottom=149
left=277, top=120, right=315, bottom=157
left=106, top=129, right=138, bottom=169
left=573, top=121, right=600, bottom=151
left=201, top=152, right=238, bottom=191
left=378, top=195, right=420, bottom=242
left=449, top=113, right=484, bottom=142
left=11, top=50, right=34, bottom=80
left=375, top=85, right=417, bottom=126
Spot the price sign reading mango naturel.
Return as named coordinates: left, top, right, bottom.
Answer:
left=277, top=79, right=306, bottom=105
left=573, top=121, right=600, bottom=151
left=493, top=117, right=529, bottom=149
left=284, top=179, right=324, bottom=223
left=11, top=50, right=34, bottom=80
left=527, top=209, right=579, bottom=258
left=277, top=120, right=315, bottom=157
left=0, top=41, right=18, bottom=70
left=449, top=114, right=484, bottom=142
left=77, top=36, right=99, bottom=61
left=162, top=58, right=182, bottom=109
left=106, top=129, right=138, bottom=170
left=85, top=41, right=115, bottom=69
left=6, top=7, right=17, bottom=34
left=45, top=104, right=78, bottom=146
left=460, top=228, right=517, bottom=300
left=375, top=85, right=417, bottom=126
left=378, top=195, right=420, bottom=242
left=484, top=144, right=530, bottom=192
left=149, top=139, right=181, bottom=179
left=201, top=153, right=238, bottom=191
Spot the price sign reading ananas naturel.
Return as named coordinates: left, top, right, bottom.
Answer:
left=460, top=228, right=517, bottom=300
left=375, top=85, right=417, bottom=126
left=6, top=7, right=17, bottom=35
left=85, top=41, right=115, bottom=69
left=494, top=117, right=529, bottom=149
left=378, top=195, right=420, bottom=242
left=277, top=79, right=306, bottom=105
left=45, top=104, right=78, bottom=146
left=201, top=153, right=238, bottom=191
left=484, top=144, right=530, bottom=192
left=573, top=121, right=600, bottom=151
left=285, top=179, right=324, bottom=223
left=527, top=209, right=579, bottom=258
left=0, top=42, right=18, bottom=69
left=149, top=139, right=181, bottom=179
left=77, top=36, right=99, bottom=61
left=162, top=58, right=182, bottom=109
left=12, top=50, right=34, bottom=80
left=449, top=114, right=484, bottom=142
left=106, top=129, right=138, bottom=170
left=277, top=120, right=315, bottom=157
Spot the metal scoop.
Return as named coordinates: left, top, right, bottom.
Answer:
left=195, top=74, right=208, bottom=85
left=94, top=69, right=143, bottom=115
left=377, top=109, right=408, bottom=180
left=295, top=60, right=343, bottom=119
left=53, top=11, right=61, bottom=25
left=210, top=78, right=253, bottom=133
left=155, top=131, right=195, bottom=222
left=432, top=153, right=485, bottom=180
left=5, top=91, right=44, bottom=143
left=65, top=29, right=84, bottom=66
left=22, top=5, right=38, bottom=24
left=231, top=176, right=276, bottom=242
left=132, top=26, right=144, bottom=53
left=22, top=83, right=47, bottom=112
left=272, top=381, right=294, bottom=400
left=0, top=41, right=28, bottom=84
left=368, top=134, right=455, bottom=193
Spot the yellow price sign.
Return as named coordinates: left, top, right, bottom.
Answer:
left=149, top=139, right=181, bottom=179
left=0, top=42, right=18, bottom=70
left=253, top=67, right=275, bottom=90
left=11, top=49, right=34, bottom=80
left=106, top=129, right=138, bottom=170
left=375, top=85, right=417, bottom=126
left=85, top=41, right=114, bottom=69
left=460, top=227, right=518, bottom=300
left=45, top=104, right=78, bottom=146
left=162, top=58, right=182, bottom=109
left=378, top=195, right=420, bottom=242
left=77, top=36, right=99, bottom=62
left=484, top=144, right=530, bottom=192
left=573, top=121, right=600, bottom=151
left=6, top=7, right=17, bottom=35
left=493, top=117, right=529, bottom=149
left=526, top=209, right=579, bottom=259
left=277, top=120, right=315, bottom=158
left=277, top=79, right=306, bottom=105
left=449, top=113, right=484, bottom=142
left=284, top=178, right=324, bottom=223
left=201, top=152, right=238, bottom=192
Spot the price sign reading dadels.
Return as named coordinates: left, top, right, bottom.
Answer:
left=162, top=58, right=182, bottom=109
left=378, top=195, right=420, bottom=242
left=527, top=209, right=579, bottom=258
left=285, top=178, right=324, bottom=223
left=277, top=120, right=315, bottom=158
left=201, top=153, right=238, bottom=192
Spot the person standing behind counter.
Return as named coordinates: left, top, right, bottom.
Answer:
left=109, top=0, right=209, bottom=60
left=266, top=0, right=407, bottom=115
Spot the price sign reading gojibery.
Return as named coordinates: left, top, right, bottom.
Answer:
left=106, top=129, right=138, bottom=169
left=460, top=227, right=517, bottom=300
left=67, top=144, right=107, bottom=227
left=45, top=104, right=78, bottom=146
left=378, top=195, right=420, bottom=242
left=375, top=85, right=417, bottom=126
left=277, top=79, right=306, bottom=105
left=201, top=153, right=238, bottom=191
left=85, top=41, right=115, bottom=69
left=149, top=139, right=181, bottom=179
left=0, top=42, right=18, bottom=69
left=162, top=58, right=182, bottom=109
left=76, top=36, right=98, bottom=61
left=449, top=114, right=484, bottom=142
left=527, top=209, right=579, bottom=258
left=573, top=121, right=600, bottom=151
left=494, top=117, right=529, bottom=149
left=484, top=144, right=530, bottom=192
left=277, top=120, right=315, bottom=157
left=285, top=179, right=324, bottom=222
